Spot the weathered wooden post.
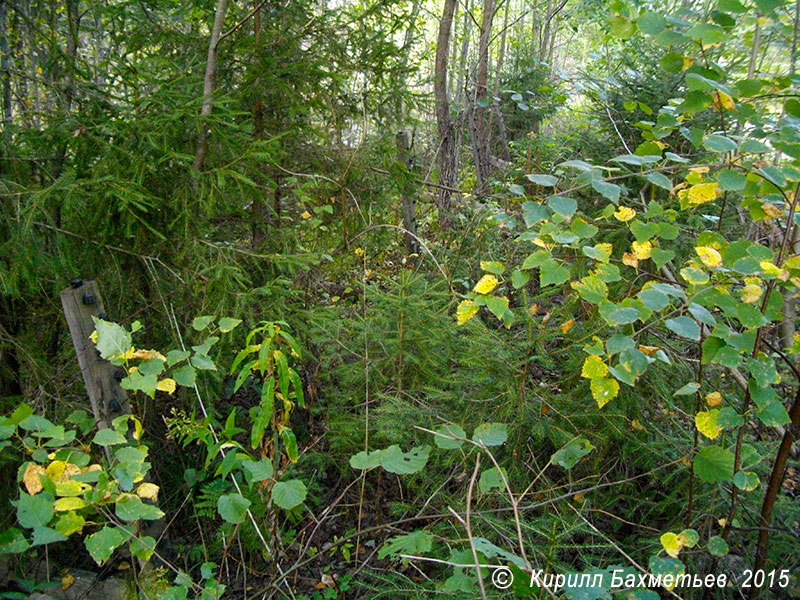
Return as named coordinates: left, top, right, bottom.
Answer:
left=59, top=280, right=130, bottom=430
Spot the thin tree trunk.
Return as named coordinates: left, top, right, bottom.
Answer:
left=396, top=131, right=419, bottom=255
left=193, top=0, right=230, bottom=172
left=434, top=0, right=458, bottom=225
left=0, top=0, right=12, bottom=132
left=489, top=0, right=510, bottom=161
left=455, top=0, right=472, bottom=108
left=470, top=0, right=495, bottom=189
left=539, top=0, right=552, bottom=63
left=251, top=0, right=266, bottom=248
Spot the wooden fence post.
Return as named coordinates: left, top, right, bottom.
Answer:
left=60, top=280, right=130, bottom=430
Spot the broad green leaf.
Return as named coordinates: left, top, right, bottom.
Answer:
left=217, top=493, right=251, bottom=524
left=93, top=429, right=127, bottom=446
left=349, top=449, right=384, bottom=470
left=707, top=535, right=728, bottom=557
left=218, top=317, right=242, bottom=333
left=592, top=179, right=621, bottom=203
left=526, top=174, right=558, bottom=186
left=694, top=445, right=734, bottom=483
left=695, top=410, right=721, bottom=439
left=15, top=492, right=54, bottom=529
left=571, top=275, right=608, bottom=304
left=510, top=270, right=530, bottom=289
left=130, top=536, right=156, bottom=562
left=479, top=467, right=505, bottom=493
left=115, top=493, right=164, bottom=522
left=717, top=169, right=746, bottom=191
left=581, top=355, right=608, bottom=379
left=540, top=263, right=570, bottom=287
left=550, top=438, right=594, bottom=469
left=381, top=445, right=431, bottom=474
left=173, top=365, right=196, bottom=387
left=638, top=287, right=669, bottom=311
left=192, top=316, right=215, bottom=331
left=433, top=424, right=466, bottom=449
left=646, top=172, right=673, bottom=191
left=548, top=196, right=577, bottom=218
left=704, top=135, right=737, bottom=153
left=85, top=526, right=129, bottom=564
left=733, top=471, right=759, bottom=491
left=92, top=319, right=132, bottom=361
left=485, top=295, right=510, bottom=320
left=31, top=526, right=66, bottom=547
left=590, top=377, right=619, bottom=408
left=281, top=427, right=299, bottom=463
left=377, top=530, right=432, bottom=559
left=0, top=527, right=30, bottom=554
left=241, top=458, right=274, bottom=482
left=472, top=423, right=508, bottom=447
left=271, top=479, right=307, bottom=510
left=665, top=317, right=700, bottom=341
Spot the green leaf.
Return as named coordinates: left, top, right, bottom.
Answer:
left=551, top=438, right=594, bottom=469
left=707, top=535, right=728, bottom=557
left=638, top=10, right=666, bottom=35
left=15, top=492, right=54, bottom=529
left=381, top=445, right=431, bottom=474
left=522, top=202, right=551, bottom=225
left=165, top=350, right=190, bottom=367
left=540, top=263, right=570, bottom=287
left=485, top=295, right=510, bottom=320
left=191, top=354, right=216, bottom=371
left=607, top=307, right=639, bottom=325
left=271, top=479, right=307, bottom=510
left=0, top=527, right=30, bottom=554
left=694, top=445, right=734, bottom=483
left=646, top=172, right=673, bottom=191
left=92, top=319, right=132, bottom=361
left=660, top=53, right=685, bottom=73
left=733, top=471, right=759, bottom=491
left=115, top=494, right=165, bottom=522
left=433, top=424, right=466, bottom=449
left=757, top=402, right=790, bottom=427
left=349, top=449, right=384, bottom=470
left=479, top=467, right=506, bottom=493
left=526, top=174, right=558, bottom=187
left=192, top=316, right=215, bottom=331
left=665, top=316, right=701, bottom=341
left=472, top=423, right=508, bottom=447
left=377, top=530, right=432, bottom=559
left=674, top=382, right=700, bottom=396
left=510, top=270, right=530, bottom=289
left=172, top=365, right=197, bottom=387
left=717, top=169, right=747, bottom=191
left=571, top=275, right=608, bottom=304
left=592, top=179, right=621, bottom=203
left=218, top=317, right=242, bottom=333
left=92, top=428, right=127, bottom=446
left=85, top=526, right=130, bottom=565
left=685, top=23, right=726, bottom=43
left=241, top=458, right=274, bottom=482
left=548, top=196, right=577, bottom=218
left=281, top=427, right=299, bottom=463
left=130, top=536, right=156, bottom=562
left=217, top=493, right=251, bottom=524
left=638, top=287, right=669, bottom=311
left=704, top=135, right=738, bottom=153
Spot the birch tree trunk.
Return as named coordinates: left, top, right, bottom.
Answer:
left=470, top=0, right=495, bottom=189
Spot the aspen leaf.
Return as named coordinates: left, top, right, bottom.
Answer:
left=23, top=463, right=45, bottom=495
left=456, top=300, right=479, bottom=325
left=761, top=202, right=783, bottom=219
left=696, top=246, right=722, bottom=268
left=581, top=355, right=608, bottom=379
left=622, top=253, right=639, bottom=268
left=639, top=345, right=660, bottom=356
left=590, top=377, right=619, bottom=408
left=695, top=410, right=721, bottom=439
left=156, top=378, right=176, bottom=394
left=687, top=183, right=718, bottom=206
left=136, top=483, right=159, bottom=501
left=301, top=210, right=311, bottom=219
left=741, top=284, right=763, bottom=303
left=705, top=392, right=723, bottom=407
left=614, top=206, right=636, bottom=222
left=631, top=240, right=652, bottom=260
left=712, top=91, right=735, bottom=111
left=661, top=532, right=684, bottom=558
left=473, top=274, right=498, bottom=294
left=560, top=319, right=575, bottom=334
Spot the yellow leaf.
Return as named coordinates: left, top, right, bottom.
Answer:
left=132, top=349, right=167, bottom=361
left=473, top=274, right=499, bottom=294
left=712, top=91, right=735, bottom=111
left=301, top=210, right=311, bottom=219
left=613, top=206, right=636, bottom=222
left=54, top=497, right=86, bottom=512
left=591, top=377, right=619, bottom=408
left=705, top=392, right=723, bottom=407
left=89, top=330, right=98, bottom=343
left=741, top=284, right=763, bottom=304
left=687, top=182, right=718, bottom=206
left=631, top=418, right=646, bottom=431
left=761, top=202, right=783, bottom=219
left=23, top=463, right=45, bottom=495
left=456, top=300, right=479, bottom=325
left=689, top=166, right=710, bottom=176
left=622, top=252, right=639, bottom=268
left=62, top=573, right=75, bottom=591
left=631, top=241, right=652, bottom=260
left=532, top=237, right=556, bottom=250
left=695, top=409, right=721, bottom=440
left=560, top=319, right=575, bottom=334
left=136, top=482, right=160, bottom=501
left=156, top=378, right=177, bottom=394
left=638, top=345, right=660, bottom=356
left=529, top=303, right=539, bottom=315
left=661, top=532, right=684, bottom=558
left=681, top=56, right=695, bottom=70
left=696, top=246, right=722, bottom=268
left=581, top=355, right=609, bottom=379
left=45, top=461, right=80, bottom=484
